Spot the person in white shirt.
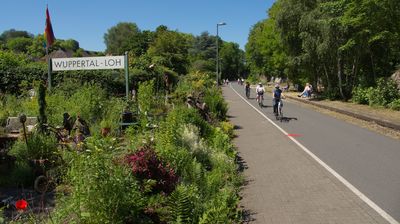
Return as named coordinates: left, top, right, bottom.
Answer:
left=255, top=82, right=265, bottom=103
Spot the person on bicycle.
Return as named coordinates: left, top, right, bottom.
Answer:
left=255, top=82, right=265, bottom=103
left=273, top=84, right=283, bottom=115
left=245, top=82, right=251, bottom=98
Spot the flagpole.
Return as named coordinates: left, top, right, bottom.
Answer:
left=45, top=4, right=54, bottom=91
left=47, top=46, right=52, bottom=91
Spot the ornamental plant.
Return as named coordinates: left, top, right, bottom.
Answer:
left=125, top=145, right=178, bottom=194
left=15, top=199, right=28, bottom=211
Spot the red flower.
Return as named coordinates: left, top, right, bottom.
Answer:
left=15, top=199, right=28, bottom=210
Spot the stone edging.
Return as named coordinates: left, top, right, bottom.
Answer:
left=286, top=96, right=400, bottom=131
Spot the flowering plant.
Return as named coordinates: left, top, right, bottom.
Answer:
left=126, top=146, right=178, bottom=194
left=15, top=199, right=28, bottom=211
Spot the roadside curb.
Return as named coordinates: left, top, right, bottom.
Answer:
left=286, top=95, right=400, bottom=132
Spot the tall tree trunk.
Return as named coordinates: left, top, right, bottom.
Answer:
left=370, top=53, right=376, bottom=82
left=314, top=67, right=319, bottom=93
left=323, top=63, right=331, bottom=92
left=351, top=57, right=359, bottom=88
left=337, top=52, right=345, bottom=100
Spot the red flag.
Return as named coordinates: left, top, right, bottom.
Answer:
left=44, top=6, right=55, bottom=48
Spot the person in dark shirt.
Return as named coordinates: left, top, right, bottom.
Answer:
left=273, top=84, right=283, bottom=116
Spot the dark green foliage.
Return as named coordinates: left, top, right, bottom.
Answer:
left=0, top=29, right=33, bottom=41
left=220, top=42, right=246, bottom=81
left=4, top=161, right=34, bottom=187
left=37, top=81, right=47, bottom=133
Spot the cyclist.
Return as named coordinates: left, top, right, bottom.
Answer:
left=272, top=84, right=283, bottom=116
left=245, top=82, right=251, bottom=98
left=255, top=82, right=265, bottom=105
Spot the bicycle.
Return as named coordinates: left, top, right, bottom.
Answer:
left=244, top=82, right=251, bottom=99
left=274, top=99, right=283, bottom=121
left=256, top=94, right=264, bottom=107
left=245, top=86, right=250, bottom=99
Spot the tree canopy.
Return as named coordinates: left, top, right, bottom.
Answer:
left=246, top=0, right=400, bottom=100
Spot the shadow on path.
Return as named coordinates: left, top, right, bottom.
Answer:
left=276, top=116, right=298, bottom=123
left=239, top=208, right=257, bottom=224
left=236, top=154, right=248, bottom=172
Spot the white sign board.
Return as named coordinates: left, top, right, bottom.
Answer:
left=52, top=56, right=125, bottom=71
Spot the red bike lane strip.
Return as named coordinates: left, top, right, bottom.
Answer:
left=287, top=133, right=302, bottom=137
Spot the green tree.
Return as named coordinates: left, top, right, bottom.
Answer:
left=246, top=2, right=288, bottom=80
left=219, top=42, right=245, bottom=80
left=147, top=28, right=190, bottom=75
left=104, top=22, right=142, bottom=55
left=6, top=37, right=33, bottom=53
left=59, top=39, right=80, bottom=51
left=27, top=35, right=46, bottom=58
left=0, top=29, right=33, bottom=42
left=188, top=32, right=217, bottom=73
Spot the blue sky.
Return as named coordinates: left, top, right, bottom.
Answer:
left=1, top=1, right=274, bottom=52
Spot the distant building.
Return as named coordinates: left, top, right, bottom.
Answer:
left=39, top=49, right=101, bottom=61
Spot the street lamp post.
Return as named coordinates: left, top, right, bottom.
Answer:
left=216, top=22, right=226, bottom=86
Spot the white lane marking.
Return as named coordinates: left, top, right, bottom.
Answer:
left=229, top=84, right=399, bottom=224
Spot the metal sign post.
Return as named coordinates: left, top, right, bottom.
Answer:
left=125, top=52, right=129, bottom=101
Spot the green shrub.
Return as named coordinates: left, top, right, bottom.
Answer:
left=66, top=83, right=107, bottom=122
left=368, top=78, right=399, bottom=107
left=168, top=184, right=201, bottom=223
left=9, top=133, right=59, bottom=162
left=220, top=121, right=234, bottom=138
left=52, top=148, right=144, bottom=223
left=389, top=99, right=400, bottom=111
left=199, top=187, right=239, bottom=224
left=210, top=127, right=236, bottom=158
left=352, top=86, right=370, bottom=105
left=203, top=87, right=228, bottom=121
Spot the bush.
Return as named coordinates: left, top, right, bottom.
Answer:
left=352, top=86, right=370, bottom=105
left=168, top=184, right=201, bottom=223
left=125, top=145, right=178, bottom=194
left=52, top=148, right=144, bottom=223
left=199, top=187, right=239, bottom=224
left=203, top=87, right=228, bottom=121
left=389, top=99, right=400, bottom=111
left=367, top=78, right=399, bottom=107
left=220, top=121, right=234, bottom=138
left=9, top=132, right=59, bottom=163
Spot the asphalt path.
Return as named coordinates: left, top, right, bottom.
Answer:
left=229, top=83, right=400, bottom=222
